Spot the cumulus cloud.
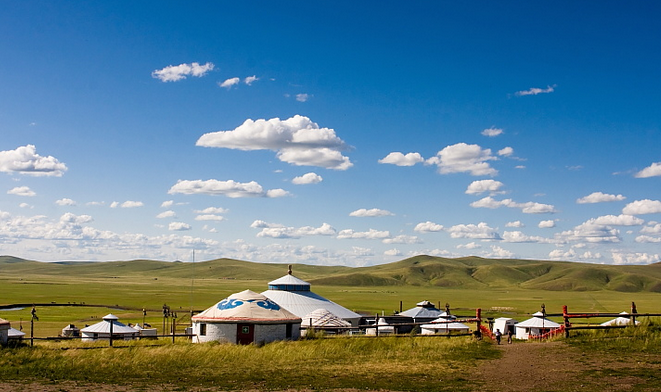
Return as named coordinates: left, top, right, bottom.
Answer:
left=255, top=222, right=336, bottom=239
left=8, top=186, right=35, bottom=197
left=514, top=85, right=555, bottom=96
left=447, top=222, right=501, bottom=240
left=384, top=248, right=402, bottom=256
left=558, top=221, right=621, bottom=243
left=168, top=179, right=289, bottom=198
left=194, top=207, right=228, bottom=214
left=470, top=196, right=557, bottom=214
left=465, top=179, right=505, bottom=195
left=622, top=199, right=661, bottom=215
left=296, top=93, right=310, bottom=102
left=195, top=214, right=225, bottom=221
left=219, top=77, right=240, bottom=88
left=111, top=201, right=144, bottom=208
left=244, top=75, right=259, bottom=85
left=196, top=115, right=352, bottom=170
left=576, top=192, right=626, bottom=204
left=161, top=200, right=174, bottom=208
left=336, top=229, right=391, bottom=240
left=426, top=143, right=497, bottom=176
left=498, top=147, right=514, bottom=157
left=481, top=127, right=503, bottom=137
left=502, top=231, right=552, bottom=243
left=457, top=242, right=481, bottom=249
left=635, top=162, right=661, bottom=178
left=506, top=221, right=524, bottom=228
left=414, top=221, right=444, bottom=232
left=292, top=172, right=323, bottom=185
left=538, top=220, right=556, bottom=228
left=486, top=245, right=515, bottom=258
left=156, top=210, right=177, bottom=219
left=611, top=252, right=660, bottom=265
left=382, top=235, right=421, bottom=245
left=592, top=214, right=644, bottom=226
left=55, top=198, right=76, bottom=206
left=168, top=222, right=192, bottom=231
left=151, top=62, right=214, bottom=82
left=349, top=208, right=394, bottom=217
left=378, top=152, right=424, bottom=166
left=0, top=145, right=67, bottom=176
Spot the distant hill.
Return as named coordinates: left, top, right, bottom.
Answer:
left=2, top=254, right=661, bottom=293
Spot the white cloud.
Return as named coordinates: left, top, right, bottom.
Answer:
left=611, top=252, right=660, bottom=265
left=110, top=201, right=119, bottom=208
left=296, top=93, right=310, bottom=102
left=470, top=196, right=557, bottom=214
left=168, top=179, right=289, bottom=198
left=168, top=222, right=192, bottom=231
left=457, top=242, right=481, bottom=249
left=382, top=235, right=421, bottom=244
left=538, top=220, right=556, bottom=228
left=592, top=214, right=644, bottom=226
left=151, top=62, right=214, bottom=82
left=447, top=222, right=500, bottom=240
left=426, top=143, right=497, bottom=176
left=195, top=214, right=225, bottom=221
left=465, top=179, right=505, bottom=195
left=558, top=222, right=620, bottom=243
left=349, top=208, right=394, bottom=217
left=116, top=201, right=144, bottom=208
left=502, top=231, right=551, bottom=243
left=384, top=248, right=402, bottom=256
left=194, top=207, right=228, bottom=214
left=641, top=223, right=661, bottom=234
left=161, top=200, right=174, bottom=208
left=244, top=75, right=259, bottom=85
left=292, top=172, right=323, bottom=185
left=414, top=221, right=444, bottom=232
left=19, top=203, right=32, bottom=209
left=378, top=152, right=424, bottom=167
left=156, top=210, right=177, bottom=219
left=622, top=199, right=661, bottom=215
left=481, top=127, right=503, bottom=137
left=55, top=198, right=76, bottom=206
left=635, top=235, right=661, bottom=243
left=255, top=222, right=336, bottom=239
left=219, top=77, right=240, bottom=88
left=514, top=85, right=555, bottom=96
left=485, top=245, right=515, bottom=258
left=0, top=145, right=67, bottom=176
left=635, top=162, right=661, bottom=178
left=8, top=186, right=35, bottom=197
left=576, top=192, right=626, bottom=204
left=196, top=115, right=352, bottom=170
left=337, top=229, right=391, bottom=240
left=505, top=221, right=524, bottom=228
left=498, top=147, right=514, bottom=157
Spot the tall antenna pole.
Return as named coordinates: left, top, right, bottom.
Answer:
left=190, top=250, right=195, bottom=315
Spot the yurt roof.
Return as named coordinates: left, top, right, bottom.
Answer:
left=516, top=316, right=561, bottom=328
left=600, top=311, right=640, bottom=326
left=399, top=306, right=443, bottom=319
left=192, top=289, right=300, bottom=323
left=262, top=288, right=361, bottom=321
left=8, top=327, right=25, bottom=337
left=80, top=318, right=139, bottom=334
left=302, top=308, right=351, bottom=328
left=0, top=318, right=9, bottom=326
left=421, top=319, right=470, bottom=330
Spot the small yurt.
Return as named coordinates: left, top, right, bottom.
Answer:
left=515, top=312, right=561, bottom=340
left=61, top=324, right=80, bottom=337
left=0, top=318, right=9, bottom=346
left=399, top=300, right=445, bottom=323
left=600, top=311, right=641, bottom=327
left=365, top=317, right=396, bottom=335
left=192, top=289, right=301, bottom=345
left=80, top=314, right=140, bottom=342
left=420, top=317, right=470, bottom=335
left=261, top=267, right=362, bottom=326
left=492, top=317, right=518, bottom=335
left=301, top=308, right=352, bottom=335
left=8, top=327, right=25, bottom=342
left=131, top=324, right=158, bottom=338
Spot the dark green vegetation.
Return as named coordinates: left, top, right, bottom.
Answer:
left=0, top=337, right=497, bottom=391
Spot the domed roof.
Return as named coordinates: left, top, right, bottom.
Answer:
left=192, top=289, right=300, bottom=323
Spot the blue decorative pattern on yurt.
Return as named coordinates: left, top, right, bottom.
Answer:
left=217, top=298, right=281, bottom=311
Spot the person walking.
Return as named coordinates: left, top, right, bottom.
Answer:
left=507, top=330, right=513, bottom=344
left=495, top=329, right=502, bottom=345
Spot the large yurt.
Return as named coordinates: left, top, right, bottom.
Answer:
left=191, top=289, right=301, bottom=345
left=600, top=311, right=641, bottom=327
left=398, top=300, right=445, bottom=323
left=515, top=312, right=561, bottom=340
left=301, top=308, right=352, bottom=335
left=420, top=316, right=470, bottom=335
left=0, top=318, right=9, bottom=345
left=80, top=314, right=140, bottom=342
left=261, top=268, right=362, bottom=326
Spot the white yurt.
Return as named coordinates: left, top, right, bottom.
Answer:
left=492, top=317, right=518, bottom=335
left=8, top=327, right=25, bottom=342
left=0, top=318, right=9, bottom=345
left=191, top=289, right=301, bottom=345
left=80, top=314, right=140, bottom=342
left=420, top=317, right=470, bottom=335
left=600, top=311, right=641, bottom=326
left=365, top=317, right=396, bottom=335
left=398, top=300, right=445, bottom=323
left=301, top=308, right=352, bottom=335
left=61, top=324, right=80, bottom=337
left=131, top=324, right=158, bottom=338
left=261, top=268, right=362, bottom=326
left=515, top=312, right=561, bottom=340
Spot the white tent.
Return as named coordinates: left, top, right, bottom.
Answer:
left=492, top=317, right=518, bottom=335
left=8, top=327, right=25, bottom=341
left=420, top=316, right=470, bottom=335
left=192, top=289, right=301, bottom=345
left=80, top=314, right=140, bottom=341
left=399, top=300, right=445, bottom=323
left=600, top=311, right=641, bottom=326
left=131, top=323, right=158, bottom=338
left=262, top=272, right=362, bottom=326
left=0, top=318, right=9, bottom=346
left=301, top=308, right=351, bottom=335
left=365, top=317, right=396, bottom=335
left=515, top=312, right=561, bottom=340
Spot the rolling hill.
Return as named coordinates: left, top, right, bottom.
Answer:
left=2, top=254, right=661, bottom=293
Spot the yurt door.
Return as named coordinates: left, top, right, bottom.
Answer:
left=237, top=324, right=254, bottom=345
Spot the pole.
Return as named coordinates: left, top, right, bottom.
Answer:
left=375, top=313, right=379, bottom=337
left=30, top=317, right=34, bottom=347
left=476, top=308, right=482, bottom=339
left=563, top=305, right=570, bottom=338
left=109, top=318, right=114, bottom=347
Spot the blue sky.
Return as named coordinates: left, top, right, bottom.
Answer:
left=1, top=1, right=660, bottom=266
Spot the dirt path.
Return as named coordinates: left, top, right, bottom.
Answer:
left=471, top=341, right=652, bottom=392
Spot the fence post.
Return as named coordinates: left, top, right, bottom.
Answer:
left=631, top=302, right=637, bottom=326
left=563, top=305, right=570, bottom=338
left=476, top=308, right=482, bottom=339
